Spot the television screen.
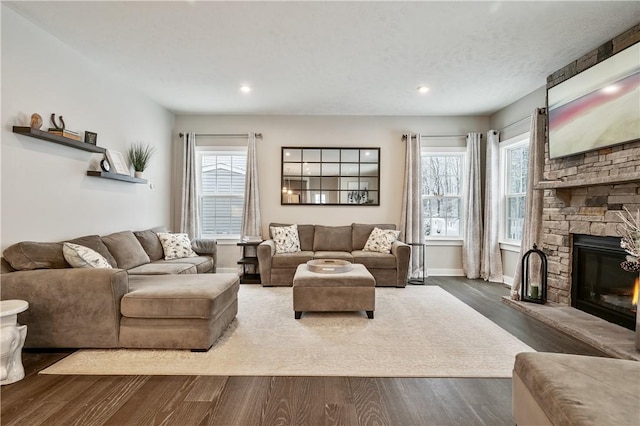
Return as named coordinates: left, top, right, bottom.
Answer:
left=547, top=42, right=640, bottom=159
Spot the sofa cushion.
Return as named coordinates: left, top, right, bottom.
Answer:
left=127, top=262, right=197, bottom=275
left=363, top=227, right=401, bottom=254
left=134, top=227, right=167, bottom=262
left=352, top=250, right=397, bottom=269
left=62, top=243, right=113, bottom=269
left=272, top=251, right=314, bottom=268
left=1, top=258, right=15, bottom=274
left=157, top=233, right=198, bottom=260
left=68, top=235, right=118, bottom=267
left=158, top=232, right=197, bottom=260
left=3, top=241, right=67, bottom=271
left=191, top=238, right=217, bottom=255
left=313, top=251, right=354, bottom=262
left=101, top=231, right=151, bottom=270
left=352, top=223, right=397, bottom=251
left=155, top=256, right=214, bottom=273
left=313, top=225, right=352, bottom=252
left=270, top=224, right=301, bottom=254
left=122, top=273, right=239, bottom=319
left=270, top=223, right=314, bottom=251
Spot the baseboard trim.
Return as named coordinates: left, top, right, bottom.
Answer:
left=427, top=268, right=464, bottom=276
left=503, top=275, right=514, bottom=286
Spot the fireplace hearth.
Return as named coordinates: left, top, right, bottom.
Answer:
left=572, top=234, right=637, bottom=331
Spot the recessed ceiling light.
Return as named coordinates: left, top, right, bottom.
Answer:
left=240, top=85, right=252, bottom=94
left=417, top=86, right=430, bottom=94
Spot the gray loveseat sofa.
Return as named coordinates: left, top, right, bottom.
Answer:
left=1, top=228, right=239, bottom=350
left=258, top=223, right=411, bottom=287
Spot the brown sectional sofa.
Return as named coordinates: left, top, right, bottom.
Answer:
left=0, top=228, right=239, bottom=350
left=258, top=223, right=411, bottom=287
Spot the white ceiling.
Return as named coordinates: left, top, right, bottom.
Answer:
left=6, top=1, right=640, bottom=116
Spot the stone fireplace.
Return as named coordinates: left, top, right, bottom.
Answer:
left=538, top=25, right=640, bottom=331
left=539, top=172, right=640, bottom=320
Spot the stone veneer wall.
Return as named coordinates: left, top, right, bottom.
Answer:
left=541, top=24, right=640, bottom=305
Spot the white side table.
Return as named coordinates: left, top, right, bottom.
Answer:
left=1, top=300, right=29, bottom=385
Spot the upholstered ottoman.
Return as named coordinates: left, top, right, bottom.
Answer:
left=512, top=352, right=640, bottom=426
left=119, top=273, right=239, bottom=350
left=292, top=263, right=375, bottom=319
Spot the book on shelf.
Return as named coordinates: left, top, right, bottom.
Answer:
left=47, top=128, right=81, bottom=141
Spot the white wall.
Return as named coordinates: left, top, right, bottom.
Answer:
left=491, top=86, right=546, bottom=139
left=489, top=85, right=546, bottom=283
left=1, top=5, right=174, bottom=250
left=175, top=115, right=489, bottom=272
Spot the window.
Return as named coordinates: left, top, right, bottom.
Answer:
left=421, top=151, right=465, bottom=238
left=197, top=148, right=247, bottom=239
left=500, top=135, right=529, bottom=243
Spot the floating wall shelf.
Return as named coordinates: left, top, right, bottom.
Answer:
left=86, top=171, right=147, bottom=184
left=12, top=126, right=106, bottom=154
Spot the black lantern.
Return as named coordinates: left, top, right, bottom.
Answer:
left=521, top=244, right=547, bottom=304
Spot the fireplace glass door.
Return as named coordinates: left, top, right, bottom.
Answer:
left=572, top=234, right=637, bottom=330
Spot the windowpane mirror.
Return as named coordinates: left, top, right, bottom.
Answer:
left=282, top=147, right=380, bottom=205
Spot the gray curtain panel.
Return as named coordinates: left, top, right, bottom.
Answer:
left=512, top=108, right=546, bottom=299
left=400, top=133, right=425, bottom=278
left=463, top=132, right=483, bottom=279
left=241, top=133, right=262, bottom=239
left=179, top=132, right=201, bottom=239
left=481, top=130, right=504, bottom=283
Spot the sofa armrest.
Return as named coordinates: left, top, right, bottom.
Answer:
left=257, top=240, right=275, bottom=285
left=191, top=238, right=217, bottom=273
left=0, top=268, right=129, bottom=348
left=392, top=241, right=411, bottom=287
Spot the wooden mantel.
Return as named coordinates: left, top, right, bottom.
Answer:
left=535, top=172, right=640, bottom=190
left=535, top=173, right=640, bottom=205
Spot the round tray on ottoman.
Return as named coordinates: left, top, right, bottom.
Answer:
left=306, top=259, right=352, bottom=274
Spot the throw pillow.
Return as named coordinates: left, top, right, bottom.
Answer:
left=63, top=242, right=113, bottom=269
left=101, top=231, right=150, bottom=269
left=157, top=233, right=198, bottom=260
left=363, top=227, right=401, bottom=254
left=270, top=224, right=301, bottom=254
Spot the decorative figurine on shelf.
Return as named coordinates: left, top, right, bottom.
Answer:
left=84, top=131, right=98, bottom=145
left=50, top=113, right=65, bottom=130
left=30, top=113, right=43, bottom=129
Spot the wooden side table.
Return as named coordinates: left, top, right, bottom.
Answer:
left=1, top=300, right=29, bottom=385
left=237, top=240, right=263, bottom=284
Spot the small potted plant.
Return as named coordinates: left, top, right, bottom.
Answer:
left=127, top=142, right=156, bottom=178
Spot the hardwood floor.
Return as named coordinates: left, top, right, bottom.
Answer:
left=1, top=277, right=608, bottom=426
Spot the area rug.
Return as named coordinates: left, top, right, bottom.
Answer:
left=41, top=286, right=534, bottom=378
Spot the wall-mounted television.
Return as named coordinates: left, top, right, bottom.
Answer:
left=547, top=42, right=640, bottom=159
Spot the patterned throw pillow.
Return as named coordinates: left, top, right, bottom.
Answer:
left=63, top=242, right=113, bottom=269
left=363, top=227, right=401, bottom=254
left=157, top=233, right=198, bottom=260
left=270, top=224, right=301, bottom=254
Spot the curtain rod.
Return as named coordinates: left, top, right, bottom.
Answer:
left=496, top=116, right=530, bottom=133
left=496, top=107, right=547, bottom=134
left=179, top=132, right=262, bottom=139
left=402, top=133, right=477, bottom=141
